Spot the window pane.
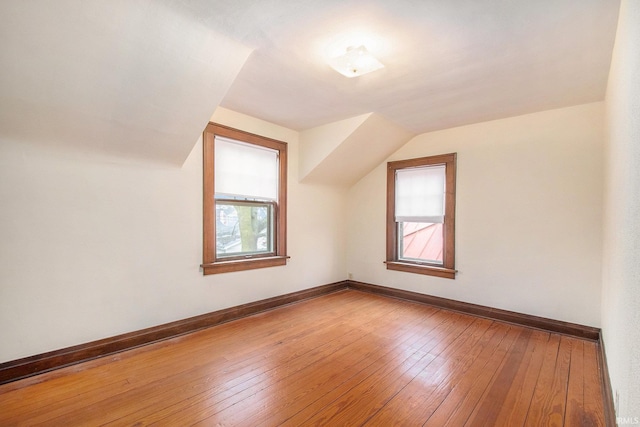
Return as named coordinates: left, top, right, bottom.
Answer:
left=216, top=201, right=274, bottom=258
left=398, top=222, right=443, bottom=265
left=395, top=165, right=445, bottom=223
left=215, top=136, right=278, bottom=200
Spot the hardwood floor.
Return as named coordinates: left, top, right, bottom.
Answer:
left=0, top=290, right=606, bottom=426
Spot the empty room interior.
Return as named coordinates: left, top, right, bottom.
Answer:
left=1, top=0, right=639, bottom=425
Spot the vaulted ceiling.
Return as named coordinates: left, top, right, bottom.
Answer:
left=211, top=0, right=620, bottom=132
left=0, top=0, right=621, bottom=167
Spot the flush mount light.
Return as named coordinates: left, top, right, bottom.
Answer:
left=328, top=45, right=384, bottom=78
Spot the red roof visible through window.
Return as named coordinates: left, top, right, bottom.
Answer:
left=402, top=222, right=443, bottom=262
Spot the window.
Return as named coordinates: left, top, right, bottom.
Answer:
left=202, top=123, right=287, bottom=274
left=386, top=153, right=457, bottom=279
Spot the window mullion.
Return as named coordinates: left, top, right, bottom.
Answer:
left=386, top=153, right=457, bottom=279
left=202, top=123, right=288, bottom=275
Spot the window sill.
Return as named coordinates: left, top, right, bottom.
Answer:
left=385, top=261, right=456, bottom=279
left=202, top=256, right=289, bottom=275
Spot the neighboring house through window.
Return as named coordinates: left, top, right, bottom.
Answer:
left=386, top=153, right=457, bottom=279
left=202, top=123, right=288, bottom=274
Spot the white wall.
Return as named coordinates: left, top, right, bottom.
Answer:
left=0, top=108, right=347, bottom=363
left=602, top=0, right=640, bottom=420
left=347, top=102, right=604, bottom=327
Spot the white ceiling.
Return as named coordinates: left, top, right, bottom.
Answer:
left=0, top=0, right=251, bottom=164
left=0, top=0, right=621, bottom=164
left=204, top=0, right=620, bottom=132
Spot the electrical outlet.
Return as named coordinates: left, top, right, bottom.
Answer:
left=348, top=273, right=353, bottom=280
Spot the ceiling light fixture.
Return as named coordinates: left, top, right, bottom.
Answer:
left=328, top=45, right=384, bottom=78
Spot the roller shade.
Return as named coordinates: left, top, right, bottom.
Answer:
left=215, top=136, right=278, bottom=200
left=395, top=165, right=446, bottom=223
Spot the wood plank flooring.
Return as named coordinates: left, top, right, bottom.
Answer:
left=0, top=290, right=606, bottom=426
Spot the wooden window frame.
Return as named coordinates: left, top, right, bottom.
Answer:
left=201, top=123, right=288, bottom=275
left=386, top=153, right=457, bottom=279
left=213, top=199, right=277, bottom=261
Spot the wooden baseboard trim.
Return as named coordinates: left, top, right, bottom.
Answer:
left=346, top=280, right=615, bottom=424
left=0, top=280, right=348, bottom=385
left=1, top=279, right=608, bottom=390
left=346, top=280, right=600, bottom=340
left=598, top=331, right=617, bottom=427
left=347, top=280, right=616, bottom=423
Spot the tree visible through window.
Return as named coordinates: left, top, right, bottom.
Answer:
left=202, top=123, right=287, bottom=275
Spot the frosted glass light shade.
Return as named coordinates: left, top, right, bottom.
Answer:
left=329, top=45, right=384, bottom=78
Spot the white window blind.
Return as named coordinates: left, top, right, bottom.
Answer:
left=215, top=136, right=278, bottom=200
left=395, top=164, right=446, bottom=223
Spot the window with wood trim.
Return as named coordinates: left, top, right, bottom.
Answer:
left=386, top=153, right=457, bottom=279
left=202, top=123, right=288, bottom=275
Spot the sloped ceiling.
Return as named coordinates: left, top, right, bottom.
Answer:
left=299, top=113, right=371, bottom=181
left=213, top=0, right=620, bottom=133
left=300, top=114, right=413, bottom=186
left=0, top=0, right=621, bottom=172
left=0, top=0, right=251, bottom=165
